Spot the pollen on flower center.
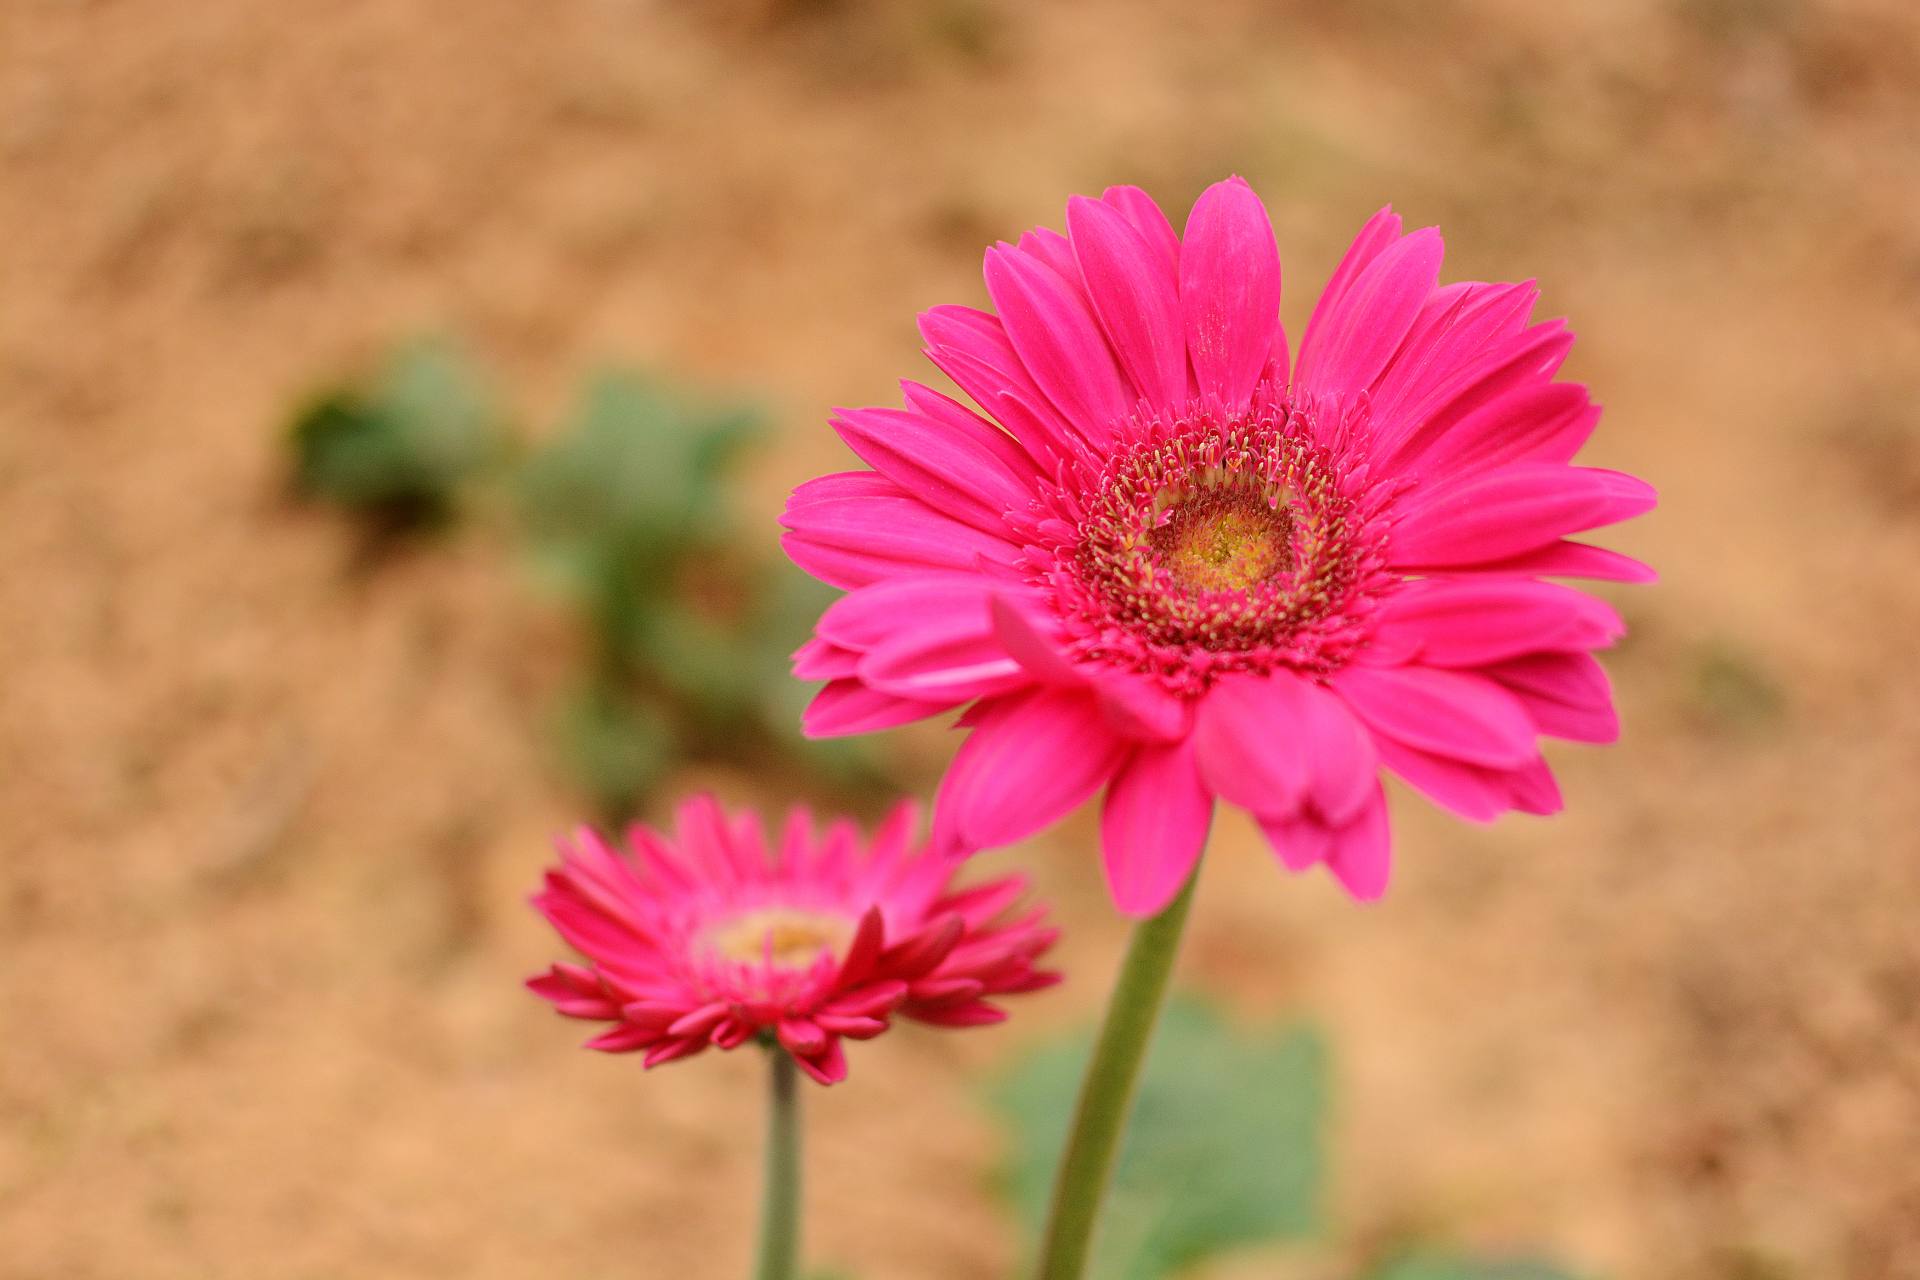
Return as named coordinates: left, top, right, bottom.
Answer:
left=705, top=907, right=854, bottom=969
left=1150, top=485, right=1296, bottom=593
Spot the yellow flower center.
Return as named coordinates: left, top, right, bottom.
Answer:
left=705, top=908, right=854, bottom=969
left=1149, top=487, right=1296, bottom=594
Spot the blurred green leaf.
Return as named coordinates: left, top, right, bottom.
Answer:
left=554, top=686, right=677, bottom=824
left=288, top=338, right=504, bottom=529
left=992, top=997, right=1327, bottom=1280
left=519, top=369, right=762, bottom=586
left=1364, top=1257, right=1586, bottom=1280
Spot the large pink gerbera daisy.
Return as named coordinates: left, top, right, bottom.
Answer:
left=783, top=178, right=1655, bottom=915
left=528, top=795, right=1060, bottom=1085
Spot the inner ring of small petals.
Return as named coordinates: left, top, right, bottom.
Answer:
left=704, top=907, right=854, bottom=969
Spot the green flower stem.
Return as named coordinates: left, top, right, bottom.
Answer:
left=1035, top=865, right=1202, bottom=1280
left=752, top=1048, right=802, bottom=1280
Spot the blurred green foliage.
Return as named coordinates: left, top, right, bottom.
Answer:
left=285, top=345, right=880, bottom=823
left=992, top=998, right=1595, bottom=1280
left=520, top=371, right=871, bottom=820
left=993, top=997, right=1326, bottom=1280
left=288, top=338, right=506, bottom=532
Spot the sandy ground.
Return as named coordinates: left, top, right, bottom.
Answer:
left=3, top=0, right=1919, bottom=1276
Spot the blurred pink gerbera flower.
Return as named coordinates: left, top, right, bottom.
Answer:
left=527, top=795, right=1060, bottom=1085
left=783, top=178, right=1655, bottom=915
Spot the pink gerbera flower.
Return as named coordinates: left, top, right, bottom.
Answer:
left=783, top=178, right=1655, bottom=915
left=527, top=795, right=1060, bottom=1085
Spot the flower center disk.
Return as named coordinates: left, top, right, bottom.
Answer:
left=705, top=907, right=853, bottom=970
left=1150, top=487, right=1296, bottom=593
left=1020, top=389, right=1398, bottom=694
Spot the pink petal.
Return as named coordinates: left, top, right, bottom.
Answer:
left=1067, top=195, right=1187, bottom=409
left=1398, top=382, right=1599, bottom=480
left=1371, top=579, right=1624, bottom=667
left=831, top=405, right=1035, bottom=533
left=1179, top=177, right=1282, bottom=409
left=1325, top=785, right=1392, bottom=901
left=1391, top=464, right=1658, bottom=569
left=918, top=304, right=1080, bottom=459
left=780, top=491, right=1018, bottom=588
left=860, top=622, right=1029, bottom=703
left=1099, top=738, right=1213, bottom=917
left=1484, top=651, right=1620, bottom=743
left=1374, top=322, right=1575, bottom=468
left=1101, top=184, right=1181, bottom=285
left=802, top=678, right=956, bottom=738
left=818, top=575, right=998, bottom=652
left=1096, top=670, right=1194, bottom=742
left=1256, top=811, right=1335, bottom=872
left=1332, top=665, right=1538, bottom=769
left=1450, top=539, right=1658, bottom=584
left=1297, top=206, right=1402, bottom=370
left=1369, top=281, right=1540, bottom=427
left=900, top=379, right=1041, bottom=469
left=1373, top=735, right=1511, bottom=822
left=933, top=687, right=1131, bottom=854
left=990, top=595, right=1087, bottom=685
left=1194, top=673, right=1377, bottom=822
left=983, top=244, right=1130, bottom=446
left=1297, top=226, right=1443, bottom=400
left=792, top=637, right=859, bottom=680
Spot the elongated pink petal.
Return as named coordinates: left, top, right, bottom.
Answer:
left=1372, top=579, right=1624, bottom=667
left=1484, top=651, right=1620, bottom=743
left=983, top=245, right=1130, bottom=445
left=831, top=405, right=1035, bottom=533
left=1179, top=177, right=1282, bottom=409
left=900, top=380, right=1039, bottom=469
left=934, top=687, right=1130, bottom=854
left=1449, top=539, right=1658, bottom=584
left=1068, top=195, right=1187, bottom=408
left=1297, top=226, right=1443, bottom=400
left=1297, top=205, right=1402, bottom=371
left=1399, top=383, right=1599, bottom=480
left=1326, top=786, right=1392, bottom=901
left=1391, top=464, right=1658, bottom=569
left=793, top=636, right=859, bottom=680
left=1373, top=735, right=1510, bottom=822
left=859, top=623, right=1029, bottom=703
left=1257, top=811, right=1335, bottom=872
left=1100, top=738, right=1213, bottom=917
left=1195, top=673, right=1376, bottom=822
left=1101, top=184, right=1181, bottom=284
left=1369, top=281, right=1539, bottom=426
left=818, top=575, right=1000, bottom=652
left=918, top=304, right=1080, bottom=458
left=781, top=492, right=1018, bottom=588
left=1374, top=322, right=1575, bottom=468
left=1332, top=665, right=1538, bottom=768
left=802, top=678, right=956, bottom=738
left=990, top=596, right=1087, bottom=686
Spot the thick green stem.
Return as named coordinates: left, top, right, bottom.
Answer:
left=752, top=1049, right=802, bottom=1280
left=1034, top=866, right=1201, bottom=1280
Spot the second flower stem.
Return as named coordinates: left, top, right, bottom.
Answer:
left=753, top=1048, right=802, bottom=1280
left=1034, top=865, right=1201, bottom=1280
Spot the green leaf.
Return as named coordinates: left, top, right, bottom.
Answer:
left=1364, top=1256, right=1586, bottom=1280
left=992, top=997, right=1327, bottom=1280
left=288, top=337, right=504, bottom=527
left=554, top=685, right=678, bottom=824
left=518, top=369, right=762, bottom=569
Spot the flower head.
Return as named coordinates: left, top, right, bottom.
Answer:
left=783, top=178, right=1655, bottom=914
left=527, top=795, right=1061, bottom=1085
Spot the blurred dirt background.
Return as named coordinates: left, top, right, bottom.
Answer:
left=4, top=0, right=1920, bottom=1276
